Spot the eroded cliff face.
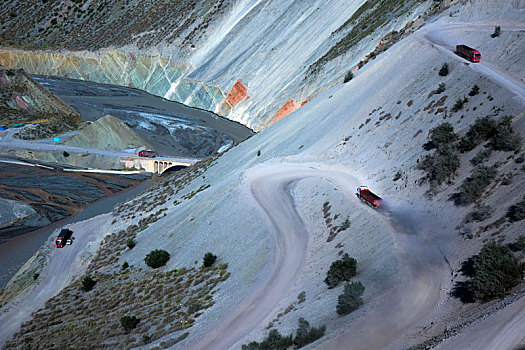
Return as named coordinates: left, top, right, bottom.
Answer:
left=0, top=0, right=435, bottom=131
left=0, top=67, right=82, bottom=137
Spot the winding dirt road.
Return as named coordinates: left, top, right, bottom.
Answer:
left=186, top=163, right=446, bottom=349
left=0, top=213, right=110, bottom=345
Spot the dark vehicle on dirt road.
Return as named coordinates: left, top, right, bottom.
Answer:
left=456, top=44, right=481, bottom=62
left=356, top=186, right=382, bottom=208
left=56, top=229, right=73, bottom=248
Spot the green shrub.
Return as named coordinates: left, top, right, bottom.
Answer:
left=293, top=318, right=326, bottom=348
left=203, top=252, right=217, bottom=267
left=121, top=261, right=129, bottom=270
left=337, top=281, right=365, bottom=315
left=428, top=122, right=457, bottom=149
left=81, top=276, right=96, bottom=292
left=459, top=116, right=522, bottom=153
left=126, top=239, right=136, bottom=249
left=419, top=144, right=460, bottom=188
left=468, top=84, right=480, bottom=96
left=451, top=98, right=464, bottom=112
left=454, top=165, right=497, bottom=205
left=507, top=196, right=525, bottom=222
left=120, top=315, right=140, bottom=332
left=343, top=70, right=354, bottom=83
left=470, top=148, right=492, bottom=166
left=438, top=63, right=449, bottom=76
left=508, top=235, right=525, bottom=252
left=462, top=243, right=522, bottom=301
left=489, top=116, right=523, bottom=151
left=242, top=329, right=293, bottom=350
left=63, top=151, right=70, bottom=157
left=325, top=253, right=357, bottom=288
left=436, top=83, right=445, bottom=94
left=144, top=249, right=170, bottom=268
left=242, top=318, right=325, bottom=350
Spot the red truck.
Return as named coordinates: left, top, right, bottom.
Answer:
left=456, top=45, right=481, bottom=62
left=138, top=150, right=157, bottom=158
left=356, top=186, right=382, bottom=208
left=56, top=229, right=73, bottom=248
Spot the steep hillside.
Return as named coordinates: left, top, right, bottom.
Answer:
left=0, top=0, right=442, bottom=131
left=1, top=1, right=524, bottom=350
left=0, top=68, right=82, bottom=138
left=64, top=114, right=153, bottom=151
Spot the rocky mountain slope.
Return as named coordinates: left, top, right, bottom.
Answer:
left=1, top=0, right=524, bottom=349
left=0, top=0, right=444, bottom=131
left=64, top=114, right=153, bottom=151
left=0, top=68, right=82, bottom=138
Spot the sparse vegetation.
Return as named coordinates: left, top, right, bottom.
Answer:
left=144, top=249, right=170, bottom=268
left=454, top=243, right=523, bottom=302
left=203, top=252, right=217, bottom=267
left=325, top=253, right=357, bottom=289
left=438, top=63, right=449, bottom=76
left=453, top=165, right=497, bottom=205
left=337, top=281, right=365, bottom=315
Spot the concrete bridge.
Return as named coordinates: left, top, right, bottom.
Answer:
left=122, top=156, right=199, bottom=174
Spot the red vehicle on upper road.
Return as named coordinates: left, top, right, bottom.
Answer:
left=138, top=150, right=157, bottom=158
left=356, top=186, right=382, bottom=208
left=56, top=229, right=73, bottom=248
left=456, top=45, right=481, bottom=62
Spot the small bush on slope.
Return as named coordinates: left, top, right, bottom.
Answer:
left=203, top=252, right=217, bottom=267
left=419, top=144, right=460, bottom=188
left=337, top=281, right=365, bottom=315
left=293, top=318, right=326, bottom=348
left=241, top=318, right=326, bottom=349
left=343, top=70, right=354, bottom=83
left=438, top=63, right=449, bottom=76
left=427, top=122, right=457, bottom=149
left=126, top=238, right=136, bottom=249
left=464, top=205, right=492, bottom=223
left=144, top=249, right=170, bottom=268
left=453, top=165, right=497, bottom=205
left=81, top=276, right=96, bottom=292
left=454, top=243, right=523, bottom=302
left=458, top=116, right=522, bottom=153
left=507, top=196, right=525, bottom=222
left=120, top=315, right=140, bottom=332
left=325, top=253, right=357, bottom=288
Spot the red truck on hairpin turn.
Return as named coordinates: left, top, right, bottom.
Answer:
left=356, top=186, right=382, bottom=208
left=456, top=45, right=481, bottom=63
